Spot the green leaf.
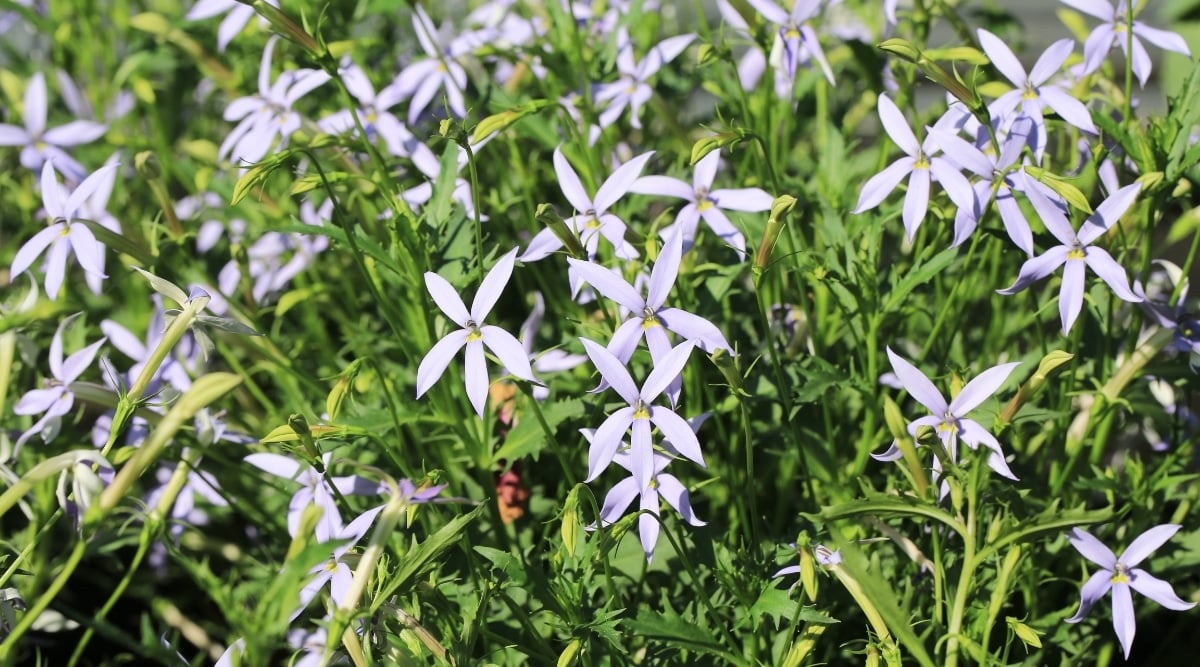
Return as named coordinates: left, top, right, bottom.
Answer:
left=372, top=505, right=485, bottom=610
left=491, top=398, right=583, bottom=465
left=473, top=546, right=529, bottom=586
left=750, top=587, right=798, bottom=625
left=883, top=247, right=957, bottom=312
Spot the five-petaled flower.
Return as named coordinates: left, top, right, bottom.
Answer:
left=976, top=29, right=1098, bottom=161
left=1066, top=524, right=1196, bottom=659
left=417, top=247, right=539, bottom=417
left=997, top=175, right=1142, bottom=334
left=1063, top=0, right=1192, bottom=87
left=593, top=28, right=694, bottom=130
left=874, top=347, right=1021, bottom=497
left=630, top=150, right=773, bottom=258
left=13, top=316, right=106, bottom=452
left=0, top=71, right=107, bottom=181
left=11, top=161, right=121, bottom=300
left=853, top=94, right=975, bottom=241
left=580, top=338, right=703, bottom=493
left=521, top=147, right=652, bottom=263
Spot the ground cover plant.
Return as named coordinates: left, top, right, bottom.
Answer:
left=4, top=0, right=1200, bottom=664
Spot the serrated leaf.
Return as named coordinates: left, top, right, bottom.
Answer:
left=373, top=505, right=484, bottom=609
left=750, top=587, right=798, bottom=624
left=473, top=545, right=528, bottom=586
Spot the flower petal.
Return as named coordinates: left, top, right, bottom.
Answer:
left=1129, top=568, right=1196, bottom=611
left=650, top=407, right=705, bottom=467
left=482, top=325, right=536, bottom=383
left=1029, top=39, right=1074, bottom=86
left=415, top=329, right=468, bottom=398
left=854, top=158, right=911, bottom=213
left=1079, top=182, right=1140, bottom=245
left=657, top=474, right=706, bottom=526
left=1085, top=247, right=1141, bottom=302
left=949, top=362, right=1021, bottom=415
left=646, top=227, right=683, bottom=310
left=978, top=29, right=1027, bottom=86
left=1060, top=256, right=1087, bottom=333
left=642, top=340, right=696, bottom=403
left=902, top=168, right=930, bottom=240
left=594, top=151, right=654, bottom=214
left=424, top=272, right=470, bottom=325
left=1121, top=524, right=1182, bottom=567
left=1066, top=569, right=1113, bottom=623
left=598, top=476, right=639, bottom=524
left=553, top=146, right=593, bottom=214
left=565, top=258, right=644, bottom=312
left=877, top=94, right=919, bottom=156
left=997, top=245, right=1070, bottom=295
left=656, top=307, right=730, bottom=353
left=1038, top=86, right=1097, bottom=134
left=886, top=347, right=949, bottom=416
left=580, top=337, right=639, bottom=405
left=1069, top=527, right=1118, bottom=569
left=471, top=247, right=517, bottom=322
left=629, top=175, right=693, bottom=200
left=587, top=406, right=635, bottom=482
left=464, top=339, right=489, bottom=417
left=1112, top=583, right=1136, bottom=659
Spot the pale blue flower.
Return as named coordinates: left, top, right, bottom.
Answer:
left=416, top=248, right=538, bottom=417
left=874, top=347, right=1021, bottom=496
left=1066, top=524, right=1196, bottom=659
left=580, top=338, right=703, bottom=493
left=1063, top=0, right=1192, bottom=87
left=997, top=175, right=1142, bottom=334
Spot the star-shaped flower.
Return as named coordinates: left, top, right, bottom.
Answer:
left=416, top=248, right=538, bottom=417
left=581, top=338, right=703, bottom=493
left=0, top=72, right=107, bottom=180
left=853, top=94, right=975, bottom=241
left=520, top=147, right=652, bottom=262
left=10, top=161, right=121, bottom=300
left=568, top=228, right=730, bottom=405
left=977, top=29, right=1098, bottom=161
left=1063, top=0, right=1192, bottom=87
left=630, top=150, right=773, bottom=257
left=874, top=347, right=1021, bottom=496
left=1066, top=524, right=1196, bottom=659
left=13, top=316, right=106, bottom=452
left=746, top=0, right=836, bottom=92
left=997, top=174, right=1142, bottom=334
left=593, top=28, right=694, bottom=130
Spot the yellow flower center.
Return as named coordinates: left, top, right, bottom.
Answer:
left=466, top=321, right=483, bottom=342
left=633, top=399, right=650, bottom=420
left=1068, top=247, right=1086, bottom=261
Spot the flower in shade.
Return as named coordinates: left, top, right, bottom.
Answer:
left=244, top=452, right=383, bottom=543
left=853, top=94, right=975, bottom=241
left=0, top=72, right=107, bottom=180
left=874, top=347, right=1021, bottom=496
left=593, top=28, right=694, bottom=130
left=1066, top=524, right=1196, bottom=659
left=630, top=150, right=773, bottom=257
left=997, top=175, right=1142, bottom=334
left=521, top=147, right=652, bottom=262
left=976, top=29, right=1098, bottom=161
left=417, top=248, right=539, bottom=417
left=10, top=161, right=121, bottom=300
left=13, top=316, right=106, bottom=452
left=1063, top=0, right=1192, bottom=87
left=392, top=5, right=480, bottom=123
left=580, top=338, right=703, bottom=493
